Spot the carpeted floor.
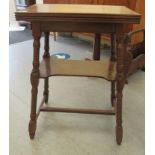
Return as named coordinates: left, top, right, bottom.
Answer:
left=9, top=36, right=144, bottom=155
left=9, top=29, right=33, bottom=44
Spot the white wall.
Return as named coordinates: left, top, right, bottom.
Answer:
left=9, top=0, right=16, bottom=24
left=9, top=0, right=43, bottom=26
left=36, top=0, right=43, bottom=4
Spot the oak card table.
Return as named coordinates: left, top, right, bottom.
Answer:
left=15, top=4, right=140, bottom=145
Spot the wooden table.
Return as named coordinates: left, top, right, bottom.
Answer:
left=15, top=4, right=140, bottom=145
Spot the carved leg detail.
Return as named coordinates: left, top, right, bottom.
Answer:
left=29, top=72, right=39, bottom=139
left=43, top=32, right=50, bottom=58
left=115, top=32, right=131, bottom=144
left=116, top=122, right=123, bottom=145
left=29, top=22, right=41, bottom=139
left=115, top=31, right=126, bottom=145
left=43, top=32, right=50, bottom=104
left=116, top=92, right=123, bottom=145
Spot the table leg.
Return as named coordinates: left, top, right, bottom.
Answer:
left=43, top=32, right=50, bottom=104
left=29, top=22, right=41, bottom=139
left=93, top=33, right=101, bottom=60
left=110, top=33, right=116, bottom=107
left=111, top=81, right=116, bottom=106
left=115, top=34, right=125, bottom=145
left=44, top=78, right=49, bottom=104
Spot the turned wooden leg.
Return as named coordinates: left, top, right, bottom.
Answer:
left=93, top=33, right=101, bottom=60
left=29, top=22, right=41, bottom=139
left=29, top=72, right=39, bottom=139
left=110, top=33, right=116, bottom=107
left=115, top=89, right=123, bottom=145
left=115, top=32, right=125, bottom=145
left=115, top=33, right=131, bottom=144
left=43, top=32, right=50, bottom=104
left=111, top=81, right=116, bottom=106
left=43, top=32, right=50, bottom=58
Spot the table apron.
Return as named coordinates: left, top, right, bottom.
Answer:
left=40, top=21, right=116, bottom=33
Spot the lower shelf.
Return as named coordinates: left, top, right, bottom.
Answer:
left=39, top=56, right=116, bottom=81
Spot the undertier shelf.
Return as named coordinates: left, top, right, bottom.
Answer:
left=39, top=56, right=116, bottom=81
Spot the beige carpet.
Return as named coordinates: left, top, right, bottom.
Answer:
left=9, top=36, right=144, bottom=155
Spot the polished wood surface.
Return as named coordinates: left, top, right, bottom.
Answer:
left=15, top=4, right=140, bottom=23
left=15, top=4, right=140, bottom=16
left=40, top=106, right=115, bottom=115
left=15, top=4, right=140, bottom=145
left=28, top=22, right=41, bottom=139
left=43, top=32, right=50, bottom=104
left=18, top=4, right=139, bottom=15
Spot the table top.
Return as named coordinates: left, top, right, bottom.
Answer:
left=15, top=4, right=141, bottom=23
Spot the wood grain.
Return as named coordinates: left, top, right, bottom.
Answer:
left=15, top=4, right=140, bottom=23
left=29, top=22, right=41, bottom=139
left=40, top=106, right=115, bottom=115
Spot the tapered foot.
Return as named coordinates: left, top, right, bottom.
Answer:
left=116, top=125, right=123, bottom=145
left=29, top=120, right=37, bottom=139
